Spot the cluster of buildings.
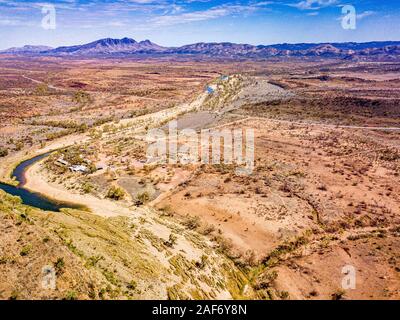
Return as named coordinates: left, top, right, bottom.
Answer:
left=55, top=157, right=89, bottom=173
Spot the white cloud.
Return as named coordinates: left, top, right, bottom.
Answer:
left=0, top=18, right=34, bottom=26
left=335, top=10, right=376, bottom=21
left=357, top=10, right=375, bottom=20
left=107, top=21, right=127, bottom=27
left=291, top=0, right=338, bottom=10
left=151, top=4, right=259, bottom=27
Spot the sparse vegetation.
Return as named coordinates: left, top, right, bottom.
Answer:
left=106, top=186, right=126, bottom=200
left=20, top=245, right=32, bottom=256
left=182, top=216, right=201, bottom=230
left=0, top=56, right=399, bottom=301
left=54, top=257, right=65, bottom=274
left=73, top=90, right=91, bottom=104
left=136, top=191, right=150, bottom=205
left=0, top=147, right=8, bottom=157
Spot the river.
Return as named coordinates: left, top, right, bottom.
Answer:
left=0, top=152, right=84, bottom=212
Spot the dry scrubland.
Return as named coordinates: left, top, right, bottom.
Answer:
left=0, top=57, right=399, bottom=299
left=0, top=190, right=254, bottom=300
left=0, top=57, right=233, bottom=154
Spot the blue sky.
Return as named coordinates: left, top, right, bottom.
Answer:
left=0, top=0, right=399, bottom=49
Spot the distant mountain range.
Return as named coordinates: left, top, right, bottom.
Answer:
left=47, top=37, right=165, bottom=55
left=1, top=45, right=54, bottom=55
left=2, top=38, right=400, bottom=60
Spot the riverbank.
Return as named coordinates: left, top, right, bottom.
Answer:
left=5, top=86, right=211, bottom=217
left=24, top=158, right=134, bottom=217
left=0, top=151, right=90, bottom=211
left=0, top=133, right=89, bottom=186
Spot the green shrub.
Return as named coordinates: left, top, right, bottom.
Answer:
left=15, top=141, right=24, bottom=151
left=0, top=147, right=8, bottom=157
left=255, top=270, right=278, bottom=290
left=183, top=216, right=200, bottom=230
left=331, top=289, right=346, bottom=300
left=20, top=245, right=32, bottom=256
left=64, top=291, right=77, bottom=300
left=54, top=257, right=65, bottom=274
left=73, top=90, right=91, bottom=104
left=127, top=280, right=137, bottom=290
left=106, top=186, right=126, bottom=200
left=136, top=191, right=150, bottom=205
left=34, top=83, right=49, bottom=95
left=82, top=182, right=94, bottom=194
left=164, top=233, right=177, bottom=248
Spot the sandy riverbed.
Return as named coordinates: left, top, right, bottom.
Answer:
left=0, top=133, right=89, bottom=185
left=24, top=159, right=135, bottom=217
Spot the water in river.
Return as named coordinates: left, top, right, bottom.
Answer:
left=0, top=152, right=83, bottom=212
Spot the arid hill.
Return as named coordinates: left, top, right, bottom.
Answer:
left=3, top=38, right=400, bottom=60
